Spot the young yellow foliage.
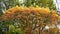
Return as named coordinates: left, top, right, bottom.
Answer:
left=58, top=16, right=60, bottom=20
left=39, top=8, right=50, bottom=16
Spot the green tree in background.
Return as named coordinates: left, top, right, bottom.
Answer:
left=0, top=0, right=56, bottom=13
left=24, top=0, right=56, bottom=10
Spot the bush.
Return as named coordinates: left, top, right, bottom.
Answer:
left=1, top=6, right=60, bottom=34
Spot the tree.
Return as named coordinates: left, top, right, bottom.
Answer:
left=1, top=6, right=59, bottom=34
